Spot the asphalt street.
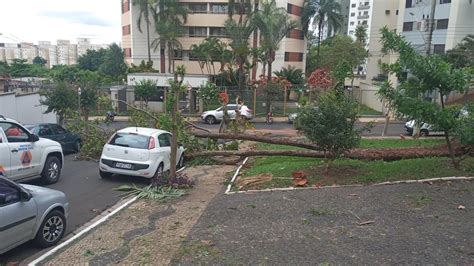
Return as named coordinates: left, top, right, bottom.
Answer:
left=0, top=154, right=148, bottom=264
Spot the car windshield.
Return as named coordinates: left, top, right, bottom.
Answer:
left=109, top=133, right=149, bottom=149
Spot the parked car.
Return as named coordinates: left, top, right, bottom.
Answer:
left=201, top=104, right=253, bottom=124
left=404, top=120, right=440, bottom=137
left=99, top=127, right=185, bottom=179
left=404, top=108, right=469, bottom=137
left=0, top=176, right=68, bottom=255
left=25, top=123, right=81, bottom=153
left=0, top=117, right=64, bottom=184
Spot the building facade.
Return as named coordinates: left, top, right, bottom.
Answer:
left=397, top=0, right=474, bottom=55
left=121, top=0, right=307, bottom=77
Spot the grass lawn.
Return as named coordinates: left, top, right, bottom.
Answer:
left=238, top=139, right=474, bottom=190
left=359, top=104, right=382, bottom=116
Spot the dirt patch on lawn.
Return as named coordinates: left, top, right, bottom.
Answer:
left=45, top=165, right=234, bottom=265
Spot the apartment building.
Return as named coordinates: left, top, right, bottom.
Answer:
left=121, top=0, right=307, bottom=77
left=0, top=38, right=110, bottom=68
left=350, top=0, right=400, bottom=113
left=347, top=0, right=373, bottom=43
left=397, top=0, right=474, bottom=55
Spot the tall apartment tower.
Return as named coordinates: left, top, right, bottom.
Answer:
left=121, top=0, right=307, bottom=77
left=397, top=0, right=474, bottom=55
left=347, top=0, right=373, bottom=43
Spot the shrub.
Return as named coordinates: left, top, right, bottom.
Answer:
left=297, top=91, right=365, bottom=171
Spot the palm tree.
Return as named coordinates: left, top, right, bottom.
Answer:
left=224, top=17, right=255, bottom=93
left=355, top=25, right=367, bottom=45
left=252, top=0, right=297, bottom=81
left=190, top=43, right=207, bottom=74
left=151, top=0, right=188, bottom=73
left=133, top=0, right=155, bottom=63
left=228, top=0, right=253, bottom=24
left=274, top=65, right=304, bottom=85
left=301, top=0, right=343, bottom=66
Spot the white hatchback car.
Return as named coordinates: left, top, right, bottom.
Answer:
left=99, top=127, right=185, bottom=179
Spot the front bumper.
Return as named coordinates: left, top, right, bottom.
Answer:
left=404, top=125, right=413, bottom=135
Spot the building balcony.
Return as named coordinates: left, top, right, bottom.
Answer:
left=358, top=5, right=370, bottom=10
left=357, top=15, right=370, bottom=19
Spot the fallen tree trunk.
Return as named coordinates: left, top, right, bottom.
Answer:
left=191, top=132, right=319, bottom=150
left=188, top=146, right=471, bottom=161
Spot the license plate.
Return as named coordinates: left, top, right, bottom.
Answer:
left=115, top=162, right=132, bottom=169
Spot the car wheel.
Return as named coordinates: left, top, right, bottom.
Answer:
left=34, top=210, right=66, bottom=248
left=205, top=116, right=216, bottom=124
left=420, top=129, right=429, bottom=137
left=99, top=169, right=112, bottom=179
left=153, top=163, right=164, bottom=179
left=41, top=156, right=61, bottom=184
left=177, top=154, right=184, bottom=169
left=74, top=141, right=81, bottom=153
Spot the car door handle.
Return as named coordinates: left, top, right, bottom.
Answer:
left=11, top=149, right=18, bottom=153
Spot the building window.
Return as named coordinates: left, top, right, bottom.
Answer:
left=284, top=52, right=303, bottom=62
left=364, top=1, right=369, bottom=6
left=189, top=27, right=207, bottom=37
left=385, top=10, right=390, bottom=15
left=405, top=0, right=413, bottom=8
left=396, top=10, right=399, bottom=15
left=362, top=20, right=368, bottom=25
left=351, top=3, right=356, bottom=7
left=209, top=27, right=227, bottom=37
left=122, top=25, right=130, bottom=36
left=124, top=48, right=131, bottom=58
left=188, top=3, right=207, bottom=13
left=440, top=0, right=451, bottom=4
left=172, top=50, right=183, bottom=60
left=286, top=29, right=304, bottom=40
left=403, top=22, right=414, bottom=31
left=436, top=19, right=449, bottom=30
left=350, top=21, right=354, bottom=26
left=210, top=4, right=228, bottom=13
left=287, top=3, right=302, bottom=16
left=350, top=12, right=355, bottom=17
left=433, top=44, right=446, bottom=54
left=349, top=30, right=354, bottom=34
left=122, top=0, right=130, bottom=13
left=188, top=50, right=200, bottom=61
left=363, top=11, right=369, bottom=15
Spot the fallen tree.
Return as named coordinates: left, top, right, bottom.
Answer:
left=191, top=132, right=319, bottom=150
left=187, top=146, right=471, bottom=161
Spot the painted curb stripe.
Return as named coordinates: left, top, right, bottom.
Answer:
left=225, top=157, right=248, bottom=194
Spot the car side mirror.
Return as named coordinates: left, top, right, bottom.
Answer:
left=20, top=190, right=31, bottom=201
left=30, top=134, right=40, bottom=142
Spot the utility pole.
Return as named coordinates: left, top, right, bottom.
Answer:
left=425, top=0, right=437, bottom=55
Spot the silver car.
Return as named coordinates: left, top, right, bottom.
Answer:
left=0, top=177, right=69, bottom=254
left=201, top=104, right=253, bottom=124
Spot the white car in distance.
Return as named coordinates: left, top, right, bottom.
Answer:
left=201, top=104, right=253, bottom=124
left=99, top=127, right=185, bottom=179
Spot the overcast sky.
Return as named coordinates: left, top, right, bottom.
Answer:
left=0, top=0, right=121, bottom=45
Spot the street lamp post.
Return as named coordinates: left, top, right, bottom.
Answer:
left=78, top=87, right=82, bottom=119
